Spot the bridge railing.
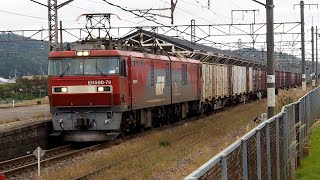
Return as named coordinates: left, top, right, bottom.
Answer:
left=185, top=87, right=320, bottom=180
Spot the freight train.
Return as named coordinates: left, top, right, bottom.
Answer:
left=48, top=37, right=301, bottom=142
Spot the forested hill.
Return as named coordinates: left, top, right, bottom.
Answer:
left=0, top=33, right=49, bottom=78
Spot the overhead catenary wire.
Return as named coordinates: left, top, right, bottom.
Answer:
left=100, top=0, right=166, bottom=26
left=91, top=0, right=227, bottom=47
left=0, top=9, right=47, bottom=20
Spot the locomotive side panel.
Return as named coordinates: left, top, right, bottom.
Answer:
left=130, top=57, right=149, bottom=110
left=134, top=59, right=171, bottom=108
left=171, top=61, right=199, bottom=104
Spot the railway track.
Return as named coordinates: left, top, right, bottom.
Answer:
left=0, top=127, right=167, bottom=178
left=0, top=115, right=204, bottom=179
left=68, top=100, right=264, bottom=179
left=0, top=143, right=114, bottom=178
left=71, top=117, right=224, bottom=180
left=0, top=99, right=260, bottom=179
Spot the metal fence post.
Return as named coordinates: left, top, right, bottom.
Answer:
left=266, top=123, right=271, bottom=180
left=303, top=98, right=307, bottom=145
left=283, top=111, right=288, bottom=180
left=256, top=130, right=262, bottom=180
left=221, top=153, right=228, bottom=180
left=242, top=138, right=248, bottom=180
left=292, top=105, right=296, bottom=178
left=276, top=117, right=280, bottom=180
left=298, top=102, right=303, bottom=161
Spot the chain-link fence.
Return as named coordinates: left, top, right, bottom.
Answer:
left=185, top=87, right=320, bottom=180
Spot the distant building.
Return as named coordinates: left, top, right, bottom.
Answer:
left=0, top=77, right=16, bottom=84
left=21, top=75, right=48, bottom=80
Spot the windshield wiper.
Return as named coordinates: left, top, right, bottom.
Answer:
left=59, top=65, right=70, bottom=77
left=96, top=65, right=106, bottom=76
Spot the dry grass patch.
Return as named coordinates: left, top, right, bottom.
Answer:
left=32, top=113, right=50, bottom=119
left=0, top=96, right=49, bottom=108
left=39, top=100, right=266, bottom=180
left=276, top=87, right=313, bottom=113
left=37, top=87, right=312, bottom=180
left=0, top=117, right=21, bottom=124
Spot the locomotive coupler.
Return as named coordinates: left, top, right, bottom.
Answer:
left=75, top=115, right=94, bottom=129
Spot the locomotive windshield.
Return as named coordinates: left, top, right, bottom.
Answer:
left=48, top=57, right=119, bottom=76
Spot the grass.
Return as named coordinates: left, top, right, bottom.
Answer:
left=276, top=87, right=313, bottom=113
left=0, top=115, right=51, bottom=125
left=295, top=122, right=320, bottom=180
left=34, top=87, right=311, bottom=180
left=39, top=99, right=267, bottom=180
left=159, top=139, right=171, bottom=147
left=0, top=117, right=21, bottom=124
left=0, top=96, right=49, bottom=108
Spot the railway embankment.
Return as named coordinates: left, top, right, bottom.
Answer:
left=0, top=87, right=313, bottom=179
left=35, top=87, right=312, bottom=180
left=0, top=119, right=54, bottom=161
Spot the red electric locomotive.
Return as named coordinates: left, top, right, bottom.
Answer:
left=48, top=44, right=201, bottom=141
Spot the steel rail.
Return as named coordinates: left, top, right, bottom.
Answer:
left=0, top=145, right=72, bottom=171
left=0, top=143, right=113, bottom=177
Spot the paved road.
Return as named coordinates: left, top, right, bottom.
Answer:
left=0, top=104, right=50, bottom=122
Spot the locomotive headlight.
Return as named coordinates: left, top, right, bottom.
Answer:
left=76, top=50, right=90, bottom=56
left=97, top=86, right=104, bottom=92
left=54, top=87, right=68, bottom=93
left=82, top=51, right=90, bottom=56
left=61, top=87, right=68, bottom=93
left=76, top=51, right=83, bottom=56
left=97, top=86, right=111, bottom=92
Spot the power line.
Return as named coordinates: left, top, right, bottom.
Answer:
left=0, top=4, right=86, bottom=26
left=181, top=0, right=228, bottom=20
left=0, top=9, right=47, bottom=20
left=100, top=0, right=166, bottom=26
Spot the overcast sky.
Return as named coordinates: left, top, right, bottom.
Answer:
left=1, top=0, right=320, bottom=56
left=1, top=0, right=319, bottom=28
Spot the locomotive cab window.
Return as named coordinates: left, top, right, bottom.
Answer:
left=120, top=59, right=127, bottom=77
left=48, top=57, right=120, bottom=76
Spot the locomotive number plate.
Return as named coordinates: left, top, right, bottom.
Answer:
left=88, top=80, right=112, bottom=85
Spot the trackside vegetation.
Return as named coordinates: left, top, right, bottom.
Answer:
left=36, top=87, right=312, bottom=180
left=0, top=76, right=47, bottom=102
left=295, top=122, right=320, bottom=180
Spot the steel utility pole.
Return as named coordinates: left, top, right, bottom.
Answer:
left=300, top=1, right=306, bottom=91
left=171, top=0, right=178, bottom=24
left=317, top=26, right=319, bottom=85
left=311, top=26, right=316, bottom=87
left=295, top=1, right=318, bottom=90
left=30, top=0, right=75, bottom=51
left=252, top=0, right=275, bottom=117
left=266, top=0, right=275, bottom=118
